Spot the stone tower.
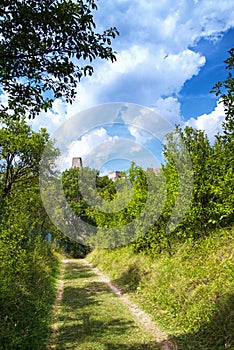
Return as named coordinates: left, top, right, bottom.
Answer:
left=72, top=157, right=83, bottom=168
left=108, top=171, right=121, bottom=182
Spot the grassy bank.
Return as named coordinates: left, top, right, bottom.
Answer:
left=0, top=241, right=61, bottom=350
left=87, top=226, right=234, bottom=350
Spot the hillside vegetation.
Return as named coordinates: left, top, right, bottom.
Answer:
left=88, top=225, right=234, bottom=350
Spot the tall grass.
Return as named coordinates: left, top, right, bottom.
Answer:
left=0, top=239, right=60, bottom=350
left=88, top=226, right=234, bottom=350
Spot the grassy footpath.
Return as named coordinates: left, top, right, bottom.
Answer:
left=87, top=226, right=234, bottom=350
left=47, top=259, right=161, bottom=350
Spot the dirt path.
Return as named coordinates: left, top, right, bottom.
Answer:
left=48, top=258, right=177, bottom=350
left=84, top=259, right=177, bottom=350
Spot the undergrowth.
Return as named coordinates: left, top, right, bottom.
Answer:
left=0, top=240, right=61, bottom=350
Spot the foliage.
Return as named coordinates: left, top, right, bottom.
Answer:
left=61, top=119, right=233, bottom=250
left=211, top=47, right=234, bottom=141
left=0, top=0, right=119, bottom=118
left=211, top=48, right=234, bottom=224
left=0, top=191, right=60, bottom=349
left=0, top=120, right=61, bottom=348
left=170, top=126, right=213, bottom=237
left=62, top=166, right=100, bottom=226
left=87, top=163, right=152, bottom=248
left=58, top=235, right=91, bottom=258
left=60, top=120, right=233, bottom=255
left=133, top=120, right=233, bottom=255
left=0, top=116, right=59, bottom=202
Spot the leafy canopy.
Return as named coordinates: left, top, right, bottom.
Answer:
left=211, top=47, right=234, bottom=141
left=0, top=116, right=59, bottom=202
left=0, top=0, right=119, bottom=118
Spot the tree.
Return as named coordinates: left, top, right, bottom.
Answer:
left=0, top=178, right=61, bottom=348
left=0, top=116, right=61, bottom=244
left=211, top=48, right=234, bottom=141
left=0, top=117, right=59, bottom=202
left=177, top=126, right=213, bottom=236
left=0, top=120, right=61, bottom=348
left=0, top=0, right=119, bottom=118
left=211, top=48, right=234, bottom=224
left=61, top=166, right=98, bottom=226
left=208, top=139, right=234, bottom=226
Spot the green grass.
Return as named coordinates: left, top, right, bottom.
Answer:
left=87, top=226, right=234, bottom=350
left=47, top=259, right=160, bottom=350
left=0, top=241, right=61, bottom=350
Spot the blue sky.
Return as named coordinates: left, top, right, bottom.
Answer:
left=4, top=0, right=234, bottom=173
left=180, top=28, right=234, bottom=118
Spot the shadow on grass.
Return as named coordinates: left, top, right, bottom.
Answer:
left=57, top=316, right=135, bottom=342
left=103, top=341, right=162, bottom=349
left=56, top=314, right=159, bottom=349
left=55, top=282, right=144, bottom=349
left=113, top=265, right=141, bottom=292
left=174, top=293, right=234, bottom=350
left=60, top=281, right=110, bottom=311
left=64, top=262, right=96, bottom=280
left=53, top=261, right=160, bottom=349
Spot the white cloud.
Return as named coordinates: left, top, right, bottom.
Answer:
left=67, top=46, right=206, bottom=114
left=105, top=45, right=149, bottom=76
left=67, top=45, right=150, bottom=115
left=130, top=144, right=142, bottom=152
left=28, top=98, right=68, bottom=133
left=94, top=0, right=234, bottom=53
left=153, top=96, right=183, bottom=126
left=66, top=127, right=113, bottom=159
left=128, top=126, right=149, bottom=145
left=186, top=99, right=225, bottom=140
left=98, top=166, right=110, bottom=177
left=57, top=127, right=119, bottom=170
left=65, top=0, right=234, bottom=113
left=1, top=0, right=233, bottom=137
left=0, top=90, right=8, bottom=107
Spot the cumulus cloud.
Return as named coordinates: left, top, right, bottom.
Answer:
left=128, top=125, right=150, bottom=145
left=0, top=90, right=8, bottom=107
left=56, top=126, right=122, bottom=171
left=186, top=99, right=225, bottom=140
left=53, top=103, right=171, bottom=175
left=66, top=0, right=234, bottom=114
left=68, top=46, right=206, bottom=115
left=153, top=96, right=183, bottom=126
left=28, top=98, right=68, bottom=133
left=96, top=0, right=234, bottom=51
